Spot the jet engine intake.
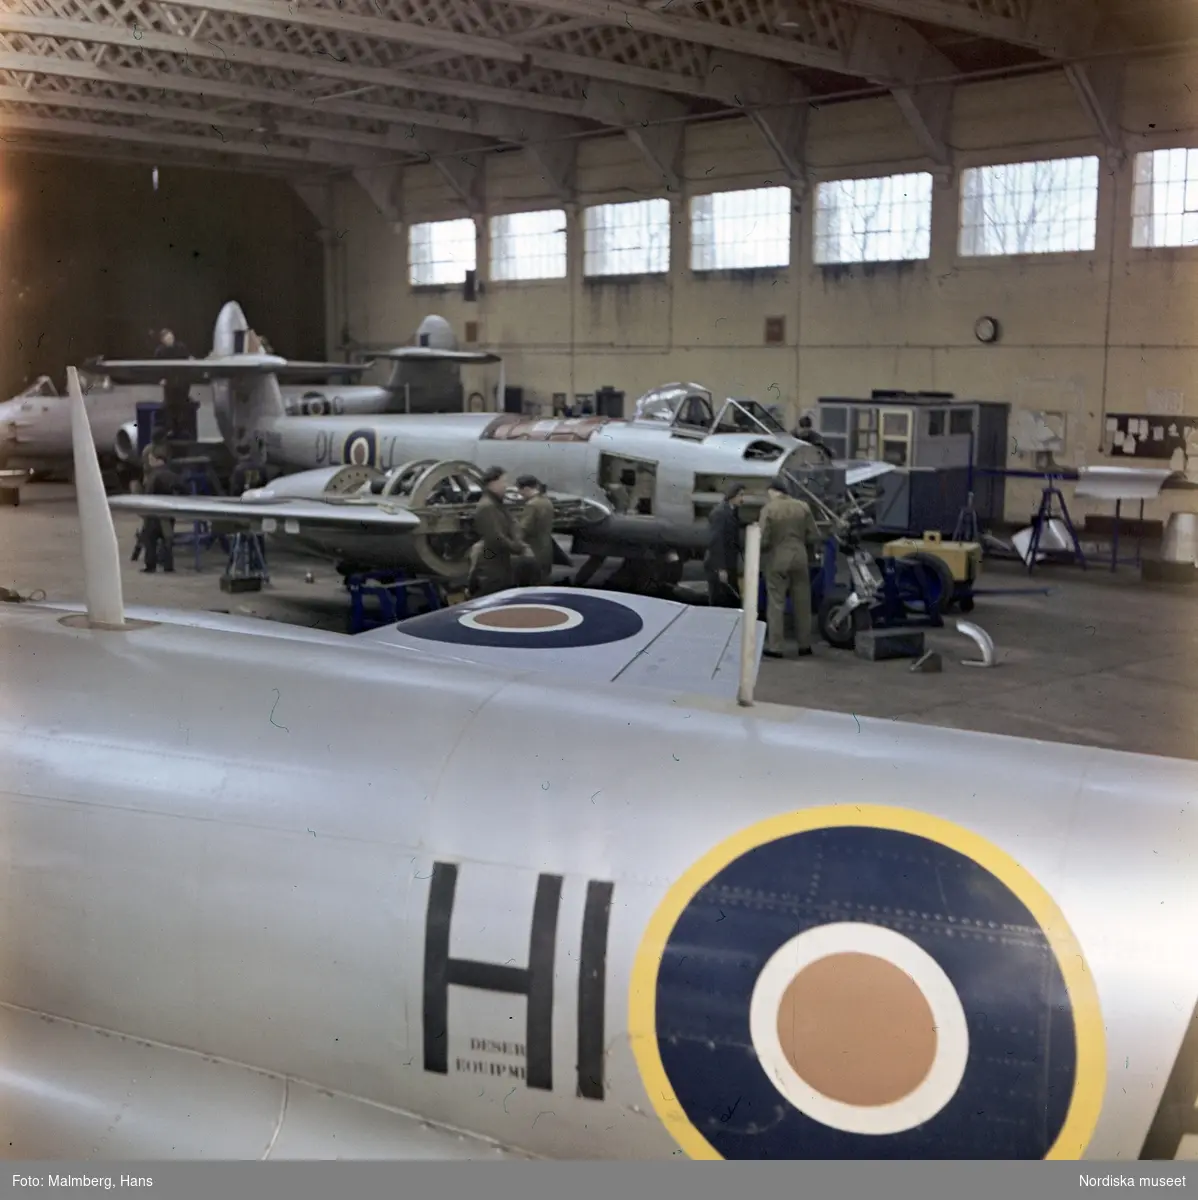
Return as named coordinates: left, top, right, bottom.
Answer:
left=114, top=422, right=139, bottom=464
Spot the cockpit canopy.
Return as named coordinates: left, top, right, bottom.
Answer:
left=19, top=376, right=58, bottom=400
left=632, top=383, right=790, bottom=439
left=633, top=382, right=714, bottom=426
left=714, top=398, right=788, bottom=437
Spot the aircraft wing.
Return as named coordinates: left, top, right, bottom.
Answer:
left=361, top=587, right=764, bottom=700
left=107, top=494, right=422, bottom=532
left=270, top=361, right=373, bottom=382
left=85, top=355, right=289, bottom=384
left=843, top=460, right=896, bottom=487
left=367, top=347, right=501, bottom=364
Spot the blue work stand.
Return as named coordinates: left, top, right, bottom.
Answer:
left=345, top=571, right=444, bottom=634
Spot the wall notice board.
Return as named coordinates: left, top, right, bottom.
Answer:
left=1103, top=413, right=1198, bottom=460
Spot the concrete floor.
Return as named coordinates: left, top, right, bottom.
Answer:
left=3, top=483, right=1195, bottom=761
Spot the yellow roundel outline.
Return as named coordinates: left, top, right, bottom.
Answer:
left=627, top=804, right=1107, bottom=1162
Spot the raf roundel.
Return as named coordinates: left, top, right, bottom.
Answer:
left=342, top=428, right=377, bottom=467
left=628, top=805, right=1106, bottom=1161
left=397, top=591, right=644, bottom=649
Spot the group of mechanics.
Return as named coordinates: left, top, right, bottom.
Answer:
left=466, top=468, right=556, bottom=597
left=466, top=464, right=820, bottom=661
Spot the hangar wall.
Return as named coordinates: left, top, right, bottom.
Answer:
left=333, top=57, right=1198, bottom=524
left=0, top=152, right=325, bottom=401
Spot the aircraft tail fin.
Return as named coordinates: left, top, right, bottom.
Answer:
left=212, top=300, right=251, bottom=357
left=220, top=373, right=285, bottom=452
left=67, top=366, right=126, bottom=629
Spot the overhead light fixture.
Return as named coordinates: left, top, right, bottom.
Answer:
left=151, top=166, right=158, bottom=191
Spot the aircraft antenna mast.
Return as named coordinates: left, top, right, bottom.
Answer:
left=737, top=521, right=762, bottom=707
left=67, top=366, right=127, bottom=629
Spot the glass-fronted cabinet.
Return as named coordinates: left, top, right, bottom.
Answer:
left=814, top=391, right=1010, bottom=534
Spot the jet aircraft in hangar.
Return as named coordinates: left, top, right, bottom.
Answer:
left=1, top=368, right=1196, bottom=1163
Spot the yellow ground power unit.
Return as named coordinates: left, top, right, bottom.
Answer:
left=883, top=530, right=983, bottom=586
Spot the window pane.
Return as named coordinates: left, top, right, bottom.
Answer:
left=408, top=218, right=476, bottom=286
left=583, top=198, right=671, bottom=277
left=820, top=406, right=848, bottom=433
left=1132, top=147, right=1198, bottom=248
left=690, top=186, right=791, bottom=270
left=958, top=156, right=1098, bottom=257
left=813, top=172, right=932, bottom=264
left=489, top=209, right=567, bottom=281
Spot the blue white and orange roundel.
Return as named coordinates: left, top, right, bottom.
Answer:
left=397, top=591, right=645, bottom=649
left=627, top=805, right=1106, bottom=1160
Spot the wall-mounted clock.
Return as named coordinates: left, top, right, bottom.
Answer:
left=974, top=316, right=1001, bottom=344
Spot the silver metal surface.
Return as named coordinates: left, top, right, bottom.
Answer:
left=67, top=366, right=125, bottom=628
left=2, top=596, right=1197, bottom=1160
left=86, top=357, right=890, bottom=573
left=0, top=1004, right=526, bottom=1160
left=1162, top=512, right=1198, bottom=565
left=361, top=585, right=764, bottom=698
left=3, top=386, right=1197, bottom=1163
left=956, top=619, right=996, bottom=667
left=1075, top=466, right=1176, bottom=502
left=738, top=520, right=762, bottom=706
left=107, top=459, right=604, bottom=579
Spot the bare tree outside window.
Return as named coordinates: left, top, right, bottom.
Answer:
left=490, top=209, right=568, bottom=281
left=691, top=186, right=791, bottom=270
left=813, top=172, right=932, bottom=265
left=584, top=199, right=670, bottom=277
left=959, top=156, right=1099, bottom=257
left=409, top=218, right=476, bottom=286
left=1132, top=148, right=1198, bottom=248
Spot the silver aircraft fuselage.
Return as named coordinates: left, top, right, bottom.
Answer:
left=245, top=408, right=824, bottom=552
left=0, top=377, right=216, bottom=470
left=0, top=596, right=1197, bottom=1161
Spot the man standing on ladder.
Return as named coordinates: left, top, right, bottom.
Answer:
left=153, top=328, right=195, bottom=442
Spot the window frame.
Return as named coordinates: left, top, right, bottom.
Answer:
left=689, top=185, right=793, bottom=274
left=1130, top=146, right=1198, bottom=253
left=582, top=197, right=672, bottom=280
left=811, top=170, right=934, bottom=267
left=956, top=154, right=1101, bottom=261
left=407, top=216, right=478, bottom=289
left=488, top=207, right=569, bottom=284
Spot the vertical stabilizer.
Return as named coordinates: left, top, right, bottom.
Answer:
left=67, top=366, right=126, bottom=629
left=212, top=300, right=250, bottom=357
left=223, top=371, right=286, bottom=457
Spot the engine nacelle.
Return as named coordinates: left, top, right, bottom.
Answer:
left=113, top=422, right=139, bottom=464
